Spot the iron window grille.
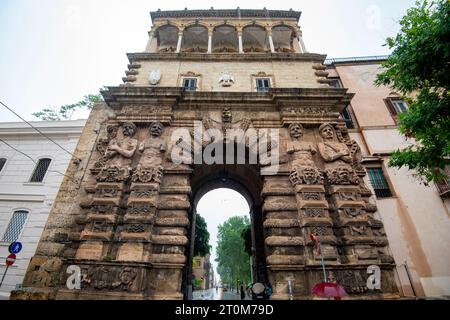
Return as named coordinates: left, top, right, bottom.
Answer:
left=183, top=78, right=197, bottom=91
left=256, top=78, right=270, bottom=92
left=434, top=167, right=450, bottom=197
left=367, top=167, right=392, bottom=198
left=0, top=158, right=6, bottom=173
left=29, top=158, right=51, bottom=182
left=2, top=210, right=28, bottom=242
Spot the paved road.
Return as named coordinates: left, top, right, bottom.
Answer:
left=193, top=288, right=222, bottom=300
left=193, top=288, right=251, bottom=300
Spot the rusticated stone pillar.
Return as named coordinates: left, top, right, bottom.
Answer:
left=261, top=175, right=306, bottom=299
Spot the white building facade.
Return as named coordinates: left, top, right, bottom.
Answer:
left=0, top=120, right=86, bottom=299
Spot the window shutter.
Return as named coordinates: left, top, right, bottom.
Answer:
left=383, top=98, right=397, bottom=116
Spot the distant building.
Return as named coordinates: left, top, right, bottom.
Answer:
left=0, top=120, right=86, bottom=299
left=326, top=56, right=450, bottom=297
left=192, top=254, right=212, bottom=290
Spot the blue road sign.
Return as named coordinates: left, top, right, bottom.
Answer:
left=8, top=242, right=22, bottom=254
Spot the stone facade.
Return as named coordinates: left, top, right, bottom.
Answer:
left=12, top=9, right=400, bottom=300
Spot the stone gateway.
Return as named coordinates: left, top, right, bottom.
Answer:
left=12, top=8, right=399, bottom=300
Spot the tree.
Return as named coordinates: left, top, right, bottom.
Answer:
left=32, top=94, right=103, bottom=121
left=193, top=214, right=211, bottom=257
left=375, top=0, right=450, bottom=182
left=241, top=224, right=252, bottom=256
left=216, top=216, right=251, bottom=289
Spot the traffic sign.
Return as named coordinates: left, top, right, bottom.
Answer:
left=8, top=242, right=22, bottom=254
left=6, top=253, right=16, bottom=266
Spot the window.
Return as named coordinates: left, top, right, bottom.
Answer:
left=384, top=97, right=408, bottom=122
left=256, top=78, right=271, bottom=92
left=0, top=158, right=6, bottom=173
left=329, top=78, right=342, bottom=88
left=367, top=167, right=392, bottom=198
left=2, top=210, right=28, bottom=242
left=342, top=106, right=355, bottom=129
left=183, top=78, right=197, bottom=91
left=391, top=99, right=408, bottom=114
left=29, top=158, right=51, bottom=182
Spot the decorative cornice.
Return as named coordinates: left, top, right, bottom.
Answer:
left=150, top=9, right=301, bottom=22
left=127, top=52, right=326, bottom=63
left=101, top=86, right=353, bottom=113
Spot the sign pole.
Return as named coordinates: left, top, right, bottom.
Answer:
left=319, top=241, right=327, bottom=283
left=0, top=265, right=9, bottom=288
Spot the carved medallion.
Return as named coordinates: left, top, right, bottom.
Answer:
left=149, top=69, right=161, bottom=85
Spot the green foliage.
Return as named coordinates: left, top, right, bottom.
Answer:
left=32, top=94, right=103, bottom=121
left=241, top=224, right=252, bottom=256
left=193, top=214, right=211, bottom=257
left=375, top=0, right=450, bottom=182
left=216, top=216, right=251, bottom=288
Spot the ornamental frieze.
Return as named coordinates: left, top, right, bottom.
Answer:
left=289, top=166, right=324, bottom=186
left=325, top=167, right=360, bottom=185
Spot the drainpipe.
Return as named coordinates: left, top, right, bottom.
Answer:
left=403, top=260, right=417, bottom=298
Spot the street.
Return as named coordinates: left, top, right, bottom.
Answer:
left=192, top=288, right=251, bottom=300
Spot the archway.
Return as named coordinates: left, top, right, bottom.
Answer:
left=181, top=25, right=208, bottom=53
left=183, top=162, right=268, bottom=299
left=155, top=25, right=179, bottom=52
left=212, top=25, right=239, bottom=53
left=271, top=25, right=296, bottom=52
left=242, top=25, right=269, bottom=52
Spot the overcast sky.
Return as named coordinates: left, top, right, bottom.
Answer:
left=196, top=188, right=249, bottom=283
left=0, top=0, right=416, bottom=122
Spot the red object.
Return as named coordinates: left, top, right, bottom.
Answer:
left=6, top=253, right=16, bottom=266
left=312, top=282, right=347, bottom=300
left=310, top=233, right=321, bottom=254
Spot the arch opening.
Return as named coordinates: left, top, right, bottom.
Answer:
left=272, top=25, right=296, bottom=52
left=212, top=25, right=239, bottom=53
left=155, top=25, right=179, bottom=52
left=242, top=25, right=269, bottom=53
left=181, top=25, right=208, bottom=53
left=184, top=163, right=268, bottom=300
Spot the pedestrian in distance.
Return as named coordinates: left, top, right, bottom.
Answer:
left=240, top=284, right=246, bottom=300
left=265, top=282, right=273, bottom=300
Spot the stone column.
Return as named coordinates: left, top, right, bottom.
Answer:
left=207, top=30, right=213, bottom=53
left=147, top=170, right=191, bottom=299
left=145, top=30, right=154, bottom=52
left=268, top=32, right=275, bottom=53
left=176, top=31, right=183, bottom=53
left=297, top=30, right=307, bottom=53
left=238, top=30, right=244, bottom=53
left=261, top=174, right=305, bottom=299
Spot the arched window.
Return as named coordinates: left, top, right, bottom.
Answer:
left=212, top=25, right=238, bottom=53
left=29, top=158, right=51, bottom=182
left=271, top=25, right=296, bottom=52
left=155, top=25, right=179, bottom=53
left=2, top=210, right=29, bottom=242
left=181, top=25, right=208, bottom=53
left=0, top=158, right=6, bottom=173
left=242, top=25, right=269, bottom=52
